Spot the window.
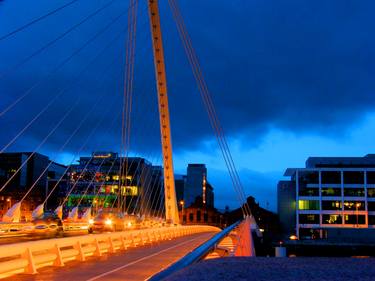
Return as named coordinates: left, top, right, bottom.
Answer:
left=321, top=188, right=341, bottom=197
left=322, top=201, right=341, bottom=210
left=204, top=213, right=208, bottom=222
left=196, top=211, right=201, bottom=222
left=322, top=214, right=342, bottom=224
left=299, top=228, right=320, bottom=240
left=299, top=214, right=319, bottom=224
left=367, top=172, right=375, bottom=184
left=123, top=186, right=138, bottom=196
left=343, top=201, right=365, bottom=210
left=344, top=188, right=364, bottom=197
left=368, top=202, right=375, bottom=211
left=298, top=200, right=319, bottom=210
left=343, top=171, right=364, bottom=184
left=369, top=215, right=375, bottom=225
left=189, top=213, right=194, bottom=222
left=344, top=215, right=365, bottom=225
left=321, top=171, right=341, bottom=184
left=299, top=188, right=319, bottom=197
left=367, top=188, right=375, bottom=198
left=299, top=171, right=319, bottom=184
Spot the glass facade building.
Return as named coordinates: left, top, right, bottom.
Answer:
left=183, top=164, right=214, bottom=208
left=68, top=152, right=163, bottom=215
left=279, top=154, right=375, bottom=241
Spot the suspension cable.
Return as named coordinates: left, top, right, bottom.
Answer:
left=119, top=0, right=139, bottom=212
left=0, top=2, right=138, bottom=118
left=0, top=0, right=119, bottom=79
left=167, top=0, right=251, bottom=216
left=20, top=98, right=82, bottom=201
left=0, top=0, right=80, bottom=42
left=0, top=9, right=134, bottom=156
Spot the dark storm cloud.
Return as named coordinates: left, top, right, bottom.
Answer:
left=163, top=0, right=375, bottom=144
left=0, top=0, right=375, bottom=158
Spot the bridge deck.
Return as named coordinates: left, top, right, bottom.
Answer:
left=4, top=232, right=215, bottom=281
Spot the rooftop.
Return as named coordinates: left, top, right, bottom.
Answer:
left=284, top=154, right=375, bottom=176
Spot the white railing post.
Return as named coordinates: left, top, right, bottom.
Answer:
left=120, top=235, right=126, bottom=250
left=21, top=248, right=37, bottom=274
left=53, top=244, right=64, bottom=267
left=74, top=241, right=86, bottom=261
left=107, top=237, right=115, bottom=253
left=94, top=239, right=102, bottom=257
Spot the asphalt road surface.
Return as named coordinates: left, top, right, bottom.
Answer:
left=4, top=231, right=216, bottom=281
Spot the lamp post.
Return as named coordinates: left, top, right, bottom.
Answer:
left=6, top=197, right=11, bottom=210
left=179, top=200, right=184, bottom=224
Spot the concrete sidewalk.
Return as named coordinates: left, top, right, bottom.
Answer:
left=166, top=257, right=375, bottom=281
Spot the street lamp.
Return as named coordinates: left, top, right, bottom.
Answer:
left=6, top=198, right=11, bottom=210
left=179, top=200, right=184, bottom=224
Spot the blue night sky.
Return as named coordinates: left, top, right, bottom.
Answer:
left=0, top=0, right=375, bottom=211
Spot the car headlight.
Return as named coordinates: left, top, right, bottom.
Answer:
left=89, top=219, right=94, bottom=225
left=105, top=219, right=112, bottom=225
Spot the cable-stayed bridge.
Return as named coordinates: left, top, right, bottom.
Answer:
left=0, top=0, right=256, bottom=279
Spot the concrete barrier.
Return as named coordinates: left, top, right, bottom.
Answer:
left=0, top=225, right=219, bottom=279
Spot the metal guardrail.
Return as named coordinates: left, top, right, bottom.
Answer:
left=149, top=221, right=242, bottom=281
left=0, top=225, right=220, bottom=279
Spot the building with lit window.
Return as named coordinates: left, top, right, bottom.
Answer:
left=0, top=152, right=67, bottom=220
left=183, top=164, right=214, bottom=208
left=68, top=152, right=162, bottom=215
left=278, top=154, right=375, bottom=242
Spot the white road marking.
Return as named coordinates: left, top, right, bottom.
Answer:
left=85, top=234, right=208, bottom=281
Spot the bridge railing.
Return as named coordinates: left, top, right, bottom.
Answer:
left=149, top=217, right=256, bottom=281
left=0, top=225, right=219, bottom=279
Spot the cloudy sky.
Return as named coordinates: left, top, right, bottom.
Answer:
left=0, top=0, right=374, bottom=211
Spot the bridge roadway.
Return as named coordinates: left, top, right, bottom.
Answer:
left=3, top=231, right=215, bottom=281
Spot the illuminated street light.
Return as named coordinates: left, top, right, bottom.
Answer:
left=179, top=200, right=185, bottom=224
left=289, top=235, right=298, bottom=240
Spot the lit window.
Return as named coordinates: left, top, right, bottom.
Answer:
left=298, top=200, right=319, bottom=210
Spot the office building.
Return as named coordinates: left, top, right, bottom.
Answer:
left=68, top=152, right=162, bottom=215
left=0, top=152, right=67, bottom=220
left=183, top=164, right=214, bottom=208
left=278, top=154, right=375, bottom=242
left=174, top=175, right=186, bottom=206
